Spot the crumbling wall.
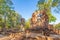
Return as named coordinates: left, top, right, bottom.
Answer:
left=31, top=10, right=49, bottom=29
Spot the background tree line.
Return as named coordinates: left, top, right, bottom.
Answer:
left=0, top=0, right=22, bottom=31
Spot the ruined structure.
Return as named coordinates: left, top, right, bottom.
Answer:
left=30, top=10, right=49, bottom=29
left=30, top=10, right=60, bottom=36
left=29, top=10, right=54, bottom=36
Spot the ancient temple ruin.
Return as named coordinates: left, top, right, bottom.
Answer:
left=29, top=10, right=60, bottom=36
left=30, top=10, right=49, bottom=29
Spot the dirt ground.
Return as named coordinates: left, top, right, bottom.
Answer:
left=0, top=32, right=60, bottom=40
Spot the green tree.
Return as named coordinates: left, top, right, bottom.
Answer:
left=5, top=10, right=21, bottom=29
left=37, top=0, right=60, bottom=22
left=0, top=0, right=13, bottom=28
left=0, top=0, right=22, bottom=30
left=25, top=19, right=31, bottom=29
left=54, top=23, right=60, bottom=29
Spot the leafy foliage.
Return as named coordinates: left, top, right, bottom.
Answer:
left=54, top=23, right=60, bottom=29
left=25, top=19, right=31, bottom=29
left=0, top=0, right=21, bottom=30
left=37, top=0, right=60, bottom=23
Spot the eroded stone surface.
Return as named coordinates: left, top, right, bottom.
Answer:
left=30, top=10, right=49, bottom=29
left=0, top=33, right=60, bottom=40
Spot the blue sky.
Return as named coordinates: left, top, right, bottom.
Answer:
left=12, top=0, right=38, bottom=20
left=12, top=0, right=60, bottom=24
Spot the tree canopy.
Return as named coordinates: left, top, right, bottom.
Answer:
left=37, top=0, right=60, bottom=23
left=0, top=0, right=21, bottom=29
